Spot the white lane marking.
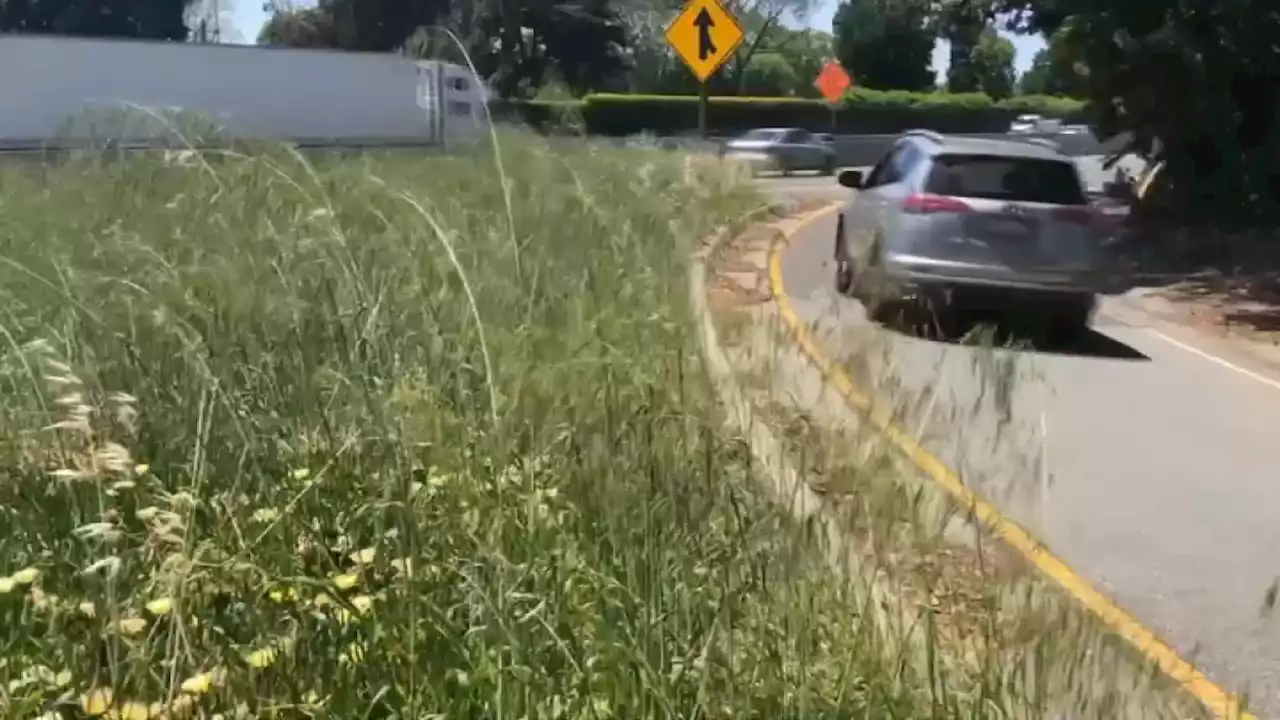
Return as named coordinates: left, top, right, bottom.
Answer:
left=1145, top=327, right=1280, bottom=392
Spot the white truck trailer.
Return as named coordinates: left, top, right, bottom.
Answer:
left=0, top=34, right=489, bottom=150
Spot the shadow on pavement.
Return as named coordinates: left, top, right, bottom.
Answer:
left=879, top=309, right=1152, bottom=362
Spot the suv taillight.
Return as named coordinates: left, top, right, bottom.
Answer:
left=902, top=193, right=971, bottom=214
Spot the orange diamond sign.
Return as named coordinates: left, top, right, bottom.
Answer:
left=814, top=62, right=852, bottom=103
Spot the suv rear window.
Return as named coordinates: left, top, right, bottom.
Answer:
left=925, top=155, right=1087, bottom=205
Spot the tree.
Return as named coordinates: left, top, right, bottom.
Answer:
left=934, top=0, right=986, bottom=93
left=258, top=6, right=339, bottom=47
left=186, top=0, right=237, bottom=42
left=969, top=26, right=1014, bottom=99
left=1015, top=26, right=1086, bottom=97
left=473, top=0, right=630, bottom=97
left=722, top=0, right=817, bottom=93
left=740, top=52, right=798, bottom=95
left=0, top=0, right=193, bottom=38
left=832, top=0, right=934, bottom=92
left=257, top=0, right=630, bottom=98
left=993, top=0, right=1280, bottom=220
left=768, top=28, right=833, bottom=97
left=257, top=0, right=446, bottom=51
left=615, top=0, right=693, bottom=93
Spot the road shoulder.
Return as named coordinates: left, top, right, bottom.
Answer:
left=695, top=202, right=1216, bottom=719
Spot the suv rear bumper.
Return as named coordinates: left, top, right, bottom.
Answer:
left=880, top=254, right=1102, bottom=310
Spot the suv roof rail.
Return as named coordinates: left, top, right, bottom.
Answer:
left=901, top=128, right=944, bottom=143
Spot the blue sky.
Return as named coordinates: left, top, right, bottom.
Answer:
left=231, top=0, right=1045, bottom=79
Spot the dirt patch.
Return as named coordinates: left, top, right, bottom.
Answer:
left=1121, top=224, right=1280, bottom=346
left=1143, top=275, right=1280, bottom=342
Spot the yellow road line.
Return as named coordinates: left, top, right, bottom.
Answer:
left=768, top=203, right=1254, bottom=720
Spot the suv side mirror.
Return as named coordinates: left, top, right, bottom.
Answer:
left=837, top=169, right=862, bottom=189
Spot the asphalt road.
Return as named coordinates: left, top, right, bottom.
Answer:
left=762, top=167, right=1280, bottom=717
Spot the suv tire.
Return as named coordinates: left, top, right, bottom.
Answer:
left=834, top=223, right=855, bottom=295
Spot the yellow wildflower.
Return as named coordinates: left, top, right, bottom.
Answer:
left=312, top=593, right=334, bottom=608
left=27, top=586, right=51, bottom=610
left=109, top=700, right=153, bottom=720
left=168, top=694, right=196, bottom=718
left=180, top=672, right=212, bottom=695
left=145, top=597, right=174, bottom=616
left=331, top=573, right=359, bottom=591
left=267, top=586, right=298, bottom=604
left=0, top=576, right=15, bottom=594
left=349, top=546, right=377, bottom=565
left=54, top=669, right=72, bottom=687
left=81, top=687, right=114, bottom=716
left=251, top=507, right=281, bottom=523
left=134, top=463, right=150, bottom=476
left=245, top=646, right=278, bottom=669
left=290, top=467, right=311, bottom=481
left=115, top=617, right=149, bottom=636
left=339, top=643, right=365, bottom=664
left=79, top=601, right=97, bottom=617
left=9, top=567, right=36, bottom=586
left=350, top=595, right=374, bottom=614
left=389, top=557, right=414, bottom=577
left=179, top=667, right=226, bottom=696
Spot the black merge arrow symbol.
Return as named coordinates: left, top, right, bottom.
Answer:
left=693, top=7, right=716, bottom=61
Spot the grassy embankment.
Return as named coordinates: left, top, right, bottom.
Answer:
left=0, top=133, right=1043, bottom=718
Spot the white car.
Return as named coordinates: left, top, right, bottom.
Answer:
left=1009, top=114, right=1062, bottom=135
left=1009, top=114, right=1042, bottom=134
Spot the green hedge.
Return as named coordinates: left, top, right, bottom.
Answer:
left=495, top=90, right=1089, bottom=136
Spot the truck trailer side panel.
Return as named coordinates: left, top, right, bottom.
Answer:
left=0, top=35, right=483, bottom=147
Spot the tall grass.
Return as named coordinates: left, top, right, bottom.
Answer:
left=0, top=136, right=988, bottom=718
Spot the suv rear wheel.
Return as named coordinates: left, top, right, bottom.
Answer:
left=834, top=220, right=854, bottom=295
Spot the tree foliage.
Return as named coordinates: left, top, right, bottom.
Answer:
left=993, top=0, right=1280, bottom=220
left=259, top=0, right=628, bottom=98
left=721, top=0, right=816, bottom=92
left=258, top=6, right=338, bottom=48
left=0, top=0, right=193, bottom=38
left=1016, top=26, right=1087, bottom=97
left=832, top=0, right=935, bottom=92
left=740, top=52, right=798, bottom=95
left=769, top=28, right=833, bottom=97
left=938, top=4, right=985, bottom=93
left=969, top=27, right=1015, bottom=99
left=477, top=0, right=630, bottom=97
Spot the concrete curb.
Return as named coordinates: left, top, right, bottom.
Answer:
left=688, top=202, right=949, bottom=685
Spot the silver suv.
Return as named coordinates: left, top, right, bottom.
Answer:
left=724, top=127, right=838, bottom=176
left=833, top=130, right=1105, bottom=336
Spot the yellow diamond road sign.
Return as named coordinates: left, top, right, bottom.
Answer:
left=665, top=0, right=744, bottom=83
